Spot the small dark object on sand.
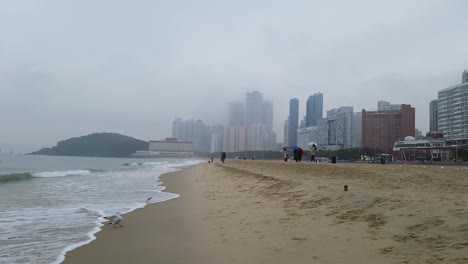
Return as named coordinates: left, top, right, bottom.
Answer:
left=344, top=185, right=348, bottom=191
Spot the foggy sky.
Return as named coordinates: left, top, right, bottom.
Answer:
left=1, top=0, right=467, bottom=153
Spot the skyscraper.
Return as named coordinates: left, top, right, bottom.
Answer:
left=306, top=93, right=323, bottom=127
left=245, top=91, right=263, bottom=124
left=462, top=70, right=468, bottom=83
left=171, top=118, right=211, bottom=152
left=429, top=99, right=438, bottom=133
left=262, top=100, right=274, bottom=129
left=283, top=118, right=289, bottom=146
left=438, top=74, right=468, bottom=141
left=288, top=98, right=299, bottom=146
left=228, top=101, right=245, bottom=126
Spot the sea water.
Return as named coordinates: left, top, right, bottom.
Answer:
left=0, top=154, right=201, bottom=264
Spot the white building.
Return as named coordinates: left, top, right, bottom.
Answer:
left=210, top=125, right=224, bottom=153
left=297, top=119, right=329, bottom=150
left=378, top=100, right=402, bottom=111
left=133, top=138, right=193, bottom=157
left=438, top=74, right=468, bottom=142
left=326, top=106, right=354, bottom=149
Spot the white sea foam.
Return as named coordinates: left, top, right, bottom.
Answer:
left=32, top=169, right=91, bottom=178
left=0, top=158, right=202, bottom=264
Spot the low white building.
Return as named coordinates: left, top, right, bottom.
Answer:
left=133, top=138, right=193, bottom=157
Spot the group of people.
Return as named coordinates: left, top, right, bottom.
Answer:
left=282, top=144, right=318, bottom=163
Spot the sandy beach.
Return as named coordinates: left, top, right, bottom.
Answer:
left=64, top=160, right=468, bottom=264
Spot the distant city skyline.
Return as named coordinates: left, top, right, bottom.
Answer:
left=1, top=1, right=468, bottom=153
left=306, top=93, right=323, bottom=127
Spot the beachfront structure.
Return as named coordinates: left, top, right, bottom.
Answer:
left=306, top=93, right=323, bottom=127
left=172, top=119, right=211, bottom=152
left=362, top=104, right=415, bottom=152
left=393, top=136, right=450, bottom=162
left=297, top=123, right=329, bottom=150
left=438, top=75, right=468, bottom=142
left=353, top=112, right=362, bottom=148
left=326, top=106, right=354, bottom=149
left=288, top=98, right=299, bottom=146
left=463, top=70, right=468, bottom=83
left=133, top=138, right=193, bottom=157
left=429, top=99, right=438, bottom=133
left=228, top=101, right=245, bottom=126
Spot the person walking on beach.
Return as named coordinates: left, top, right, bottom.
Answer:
left=282, top=148, right=289, bottom=162
left=298, top=148, right=303, bottom=162
left=221, top=152, right=226, bottom=164
left=293, top=148, right=300, bottom=162
left=310, top=144, right=317, bottom=162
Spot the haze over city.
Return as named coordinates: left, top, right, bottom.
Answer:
left=1, top=0, right=468, bottom=153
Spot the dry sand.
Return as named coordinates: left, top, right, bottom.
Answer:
left=64, top=160, right=468, bottom=264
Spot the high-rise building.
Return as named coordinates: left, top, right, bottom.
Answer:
left=245, top=91, right=264, bottom=124
left=172, top=118, right=183, bottom=140
left=306, top=93, right=323, bottom=127
left=222, top=126, right=249, bottom=152
left=283, top=118, right=289, bottom=146
left=429, top=99, right=438, bottom=133
left=288, top=98, right=299, bottom=146
left=462, top=70, right=468, bottom=83
left=362, top=104, right=415, bottom=152
left=326, top=106, right=354, bottom=149
left=263, top=100, right=274, bottom=129
left=229, top=101, right=245, bottom=126
left=438, top=73, right=468, bottom=141
left=299, top=116, right=307, bottom=129
left=353, top=112, right=362, bottom=148
left=211, top=125, right=224, bottom=153
left=172, top=118, right=211, bottom=152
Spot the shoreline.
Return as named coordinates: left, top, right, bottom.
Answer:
left=63, top=164, right=199, bottom=263
left=64, top=160, right=468, bottom=264
left=60, top=164, right=196, bottom=264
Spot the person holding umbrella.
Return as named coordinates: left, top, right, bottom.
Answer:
left=291, top=146, right=300, bottom=162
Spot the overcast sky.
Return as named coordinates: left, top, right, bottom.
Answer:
left=1, top=0, right=467, bottom=153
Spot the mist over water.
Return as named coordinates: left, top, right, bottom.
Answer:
left=0, top=154, right=201, bottom=264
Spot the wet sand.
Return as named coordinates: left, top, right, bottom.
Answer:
left=64, top=160, right=468, bottom=264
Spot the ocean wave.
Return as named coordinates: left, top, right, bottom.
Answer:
left=32, top=170, right=91, bottom=178
left=0, top=170, right=92, bottom=183
left=0, top=173, right=33, bottom=183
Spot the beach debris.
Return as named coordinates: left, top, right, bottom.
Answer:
left=440, top=166, right=444, bottom=169
left=145, top=196, right=152, bottom=203
left=104, top=213, right=123, bottom=228
left=344, top=185, right=348, bottom=192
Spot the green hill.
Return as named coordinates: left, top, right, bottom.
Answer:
left=30, top=133, right=148, bottom=157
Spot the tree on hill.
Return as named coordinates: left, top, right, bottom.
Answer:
left=30, top=133, right=148, bottom=157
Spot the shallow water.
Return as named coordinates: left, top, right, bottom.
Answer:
left=0, top=154, right=201, bottom=264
